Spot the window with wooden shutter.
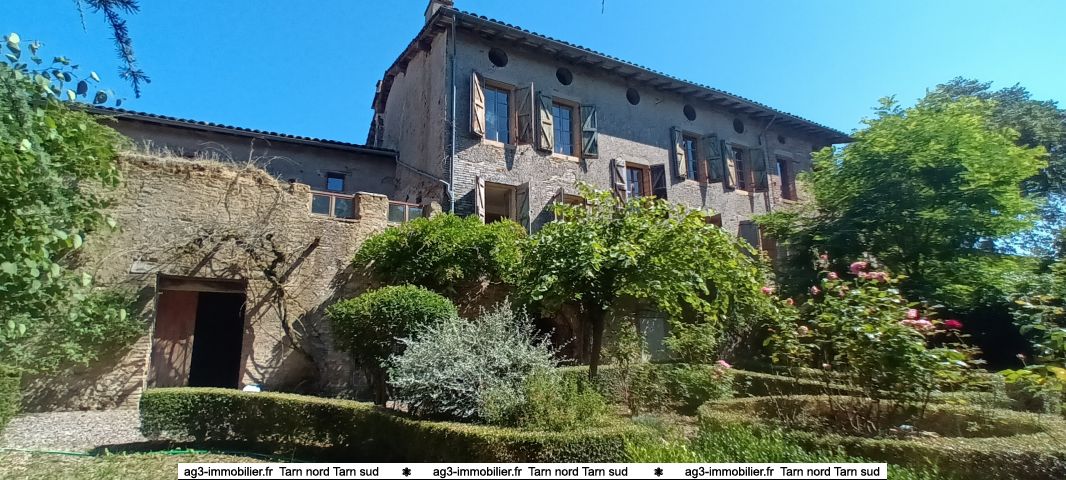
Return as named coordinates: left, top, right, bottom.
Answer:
left=651, top=164, right=668, bottom=200
left=723, top=142, right=737, bottom=189
left=610, top=158, right=627, bottom=200
left=470, top=72, right=486, bottom=137
left=790, top=159, right=800, bottom=200
left=703, top=134, right=722, bottom=182
left=536, top=92, right=554, bottom=151
left=752, top=148, right=769, bottom=192
left=516, top=182, right=531, bottom=232
left=671, top=127, right=687, bottom=179
left=515, top=84, right=534, bottom=144
left=580, top=105, right=599, bottom=158
left=474, top=175, right=486, bottom=222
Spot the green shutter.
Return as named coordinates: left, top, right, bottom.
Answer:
left=703, top=134, right=722, bottom=182
left=470, top=72, right=485, bottom=137
left=536, top=92, right=554, bottom=151
left=671, top=127, right=687, bottom=179
left=515, top=84, right=534, bottom=144
left=581, top=105, right=599, bottom=158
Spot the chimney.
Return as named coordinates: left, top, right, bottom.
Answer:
left=425, top=0, right=454, bottom=24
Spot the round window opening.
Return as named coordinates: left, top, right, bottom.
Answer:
left=777, top=135, right=787, bottom=144
left=488, top=48, right=508, bottom=67
left=683, top=104, right=697, bottom=121
left=733, top=118, right=745, bottom=134
left=626, top=88, right=640, bottom=105
left=556, top=67, right=573, bottom=85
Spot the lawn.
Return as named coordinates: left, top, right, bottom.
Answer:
left=0, top=451, right=266, bottom=480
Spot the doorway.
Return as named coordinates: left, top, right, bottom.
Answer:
left=149, top=276, right=247, bottom=389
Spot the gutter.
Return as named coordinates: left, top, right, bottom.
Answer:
left=447, top=11, right=458, bottom=213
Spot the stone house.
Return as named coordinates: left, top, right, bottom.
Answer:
left=370, top=0, right=850, bottom=248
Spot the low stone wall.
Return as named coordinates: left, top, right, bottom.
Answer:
left=22, top=154, right=390, bottom=411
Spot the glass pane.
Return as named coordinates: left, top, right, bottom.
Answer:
left=408, top=206, right=423, bottom=220
left=334, top=197, right=354, bottom=219
left=388, top=204, right=407, bottom=223
left=311, top=194, right=331, bottom=215
left=326, top=175, right=345, bottom=192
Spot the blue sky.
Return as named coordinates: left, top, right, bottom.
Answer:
left=6, top=0, right=1064, bottom=143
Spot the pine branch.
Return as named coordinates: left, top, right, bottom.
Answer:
left=85, top=0, right=149, bottom=98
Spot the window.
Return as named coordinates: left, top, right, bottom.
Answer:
left=310, top=191, right=355, bottom=219
left=733, top=147, right=750, bottom=191
left=705, top=213, right=723, bottom=227
left=777, top=157, right=797, bottom=200
left=484, top=85, right=510, bottom=143
left=484, top=182, right=516, bottom=223
left=552, top=102, right=574, bottom=156
left=325, top=172, right=345, bottom=192
left=626, top=164, right=649, bottom=198
left=388, top=202, right=423, bottom=224
left=683, top=135, right=699, bottom=181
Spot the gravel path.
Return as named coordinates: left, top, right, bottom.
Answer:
left=0, top=409, right=146, bottom=452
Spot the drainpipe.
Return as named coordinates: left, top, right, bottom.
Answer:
left=758, top=115, right=778, bottom=213
left=447, top=12, right=458, bottom=213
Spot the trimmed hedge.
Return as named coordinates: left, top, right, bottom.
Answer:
left=0, top=365, right=19, bottom=432
left=140, top=388, right=647, bottom=462
left=698, top=395, right=1066, bottom=480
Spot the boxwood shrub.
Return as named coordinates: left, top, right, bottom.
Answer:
left=140, top=388, right=647, bottom=462
left=0, top=365, right=18, bottom=432
left=698, top=395, right=1066, bottom=480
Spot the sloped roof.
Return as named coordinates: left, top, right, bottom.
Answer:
left=90, top=106, right=397, bottom=156
left=374, top=7, right=851, bottom=144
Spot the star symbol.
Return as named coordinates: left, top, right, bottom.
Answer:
left=402, top=467, right=412, bottom=477
left=654, top=466, right=664, bottom=477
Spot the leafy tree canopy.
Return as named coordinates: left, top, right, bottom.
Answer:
left=759, top=95, right=1046, bottom=311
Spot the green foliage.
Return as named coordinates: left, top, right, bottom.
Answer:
left=1000, top=257, right=1066, bottom=412
left=482, top=369, right=610, bottom=431
left=0, top=365, right=19, bottom=432
left=760, top=95, right=1046, bottom=310
left=699, top=396, right=1066, bottom=480
left=326, top=285, right=456, bottom=371
left=140, top=387, right=645, bottom=462
left=559, top=363, right=735, bottom=414
left=763, top=263, right=978, bottom=433
left=520, top=184, right=773, bottom=374
left=387, top=304, right=558, bottom=421
left=0, top=39, right=139, bottom=371
left=354, top=214, right=524, bottom=298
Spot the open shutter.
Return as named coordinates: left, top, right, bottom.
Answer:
left=474, top=175, right=486, bottom=222
left=753, top=148, right=769, bottom=192
left=610, top=158, right=628, bottom=200
left=470, top=72, right=486, bottom=137
left=790, top=159, right=800, bottom=199
left=703, top=134, right=723, bottom=182
left=535, top=92, right=554, bottom=151
left=581, top=105, right=599, bottom=158
left=650, top=164, right=668, bottom=200
left=722, top=141, right=737, bottom=189
left=516, top=183, right=531, bottom=232
left=515, top=84, right=534, bottom=144
left=671, top=127, right=687, bottom=179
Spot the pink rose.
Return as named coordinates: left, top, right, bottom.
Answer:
left=827, top=272, right=839, bottom=280
left=810, top=285, right=821, bottom=295
left=906, top=309, right=919, bottom=320
left=785, top=298, right=794, bottom=306
left=761, top=286, right=774, bottom=295
left=819, top=254, right=829, bottom=262
left=943, top=319, right=963, bottom=330
left=716, top=359, right=732, bottom=369
left=901, top=319, right=934, bottom=331
left=867, top=271, right=889, bottom=282
left=849, top=261, right=868, bottom=274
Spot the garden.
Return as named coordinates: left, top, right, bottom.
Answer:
left=3, top=29, right=1066, bottom=480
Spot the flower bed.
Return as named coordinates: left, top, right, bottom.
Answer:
left=140, top=388, right=646, bottom=462
left=698, top=395, right=1066, bottom=479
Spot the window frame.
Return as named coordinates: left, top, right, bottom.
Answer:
left=681, top=133, right=701, bottom=181
left=625, top=162, right=652, bottom=199
left=731, top=145, right=754, bottom=192
left=775, top=155, right=798, bottom=201
left=310, top=190, right=356, bottom=220
left=483, top=181, right=518, bottom=223
left=325, top=171, right=346, bottom=193
left=550, top=98, right=580, bottom=160
left=482, top=79, right=516, bottom=145
left=387, top=201, right=423, bottom=225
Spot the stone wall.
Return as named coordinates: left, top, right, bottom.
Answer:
left=22, top=154, right=390, bottom=411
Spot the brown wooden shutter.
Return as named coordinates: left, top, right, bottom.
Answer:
left=791, top=159, right=800, bottom=200
left=671, top=127, right=687, bottom=179
left=470, top=72, right=486, bottom=137
left=580, top=105, right=599, bottom=158
left=515, top=84, right=534, bottom=144
left=610, top=158, right=627, bottom=200
left=535, top=92, right=554, bottom=151
left=650, top=164, right=668, bottom=200
left=723, top=141, right=737, bottom=189
left=516, top=182, right=531, bottom=232
left=475, top=175, right=486, bottom=222
left=753, top=148, right=769, bottom=192
left=703, top=134, right=723, bottom=182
